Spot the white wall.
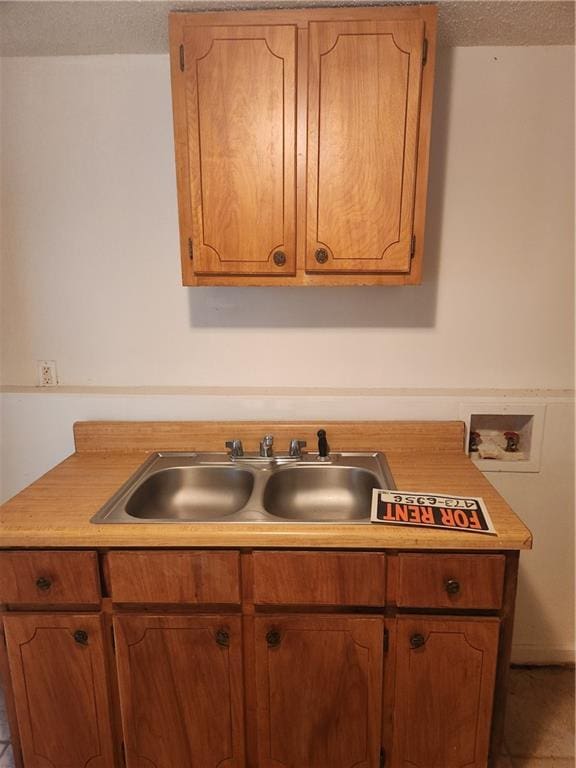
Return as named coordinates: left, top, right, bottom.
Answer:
left=1, top=47, right=574, bottom=389
left=0, top=45, right=574, bottom=664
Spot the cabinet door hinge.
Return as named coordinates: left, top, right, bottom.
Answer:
left=410, top=234, right=416, bottom=259
left=422, top=38, right=429, bottom=66
left=380, top=747, right=386, bottom=767
left=383, top=628, right=389, bottom=653
left=188, top=237, right=194, bottom=260
left=179, top=44, right=185, bottom=72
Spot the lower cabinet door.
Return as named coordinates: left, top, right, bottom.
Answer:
left=3, top=613, right=116, bottom=768
left=113, top=614, right=245, bottom=767
left=391, top=616, right=500, bottom=768
left=255, top=615, right=384, bottom=768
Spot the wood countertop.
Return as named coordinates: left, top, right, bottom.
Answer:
left=0, top=421, right=533, bottom=550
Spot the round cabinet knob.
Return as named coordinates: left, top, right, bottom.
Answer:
left=315, top=248, right=329, bottom=264
left=35, top=576, right=52, bottom=591
left=215, top=630, right=230, bottom=647
left=266, top=630, right=281, bottom=648
left=410, top=633, right=426, bottom=649
left=73, top=630, right=89, bottom=646
left=445, top=579, right=461, bottom=595
left=273, top=251, right=287, bottom=267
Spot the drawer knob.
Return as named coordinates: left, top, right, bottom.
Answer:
left=445, top=579, right=461, bottom=595
left=266, top=630, right=281, bottom=648
left=410, top=633, right=426, bottom=649
left=215, top=630, right=230, bottom=648
left=73, top=630, right=89, bottom=646
left=315, top=248, right=329, bottom=264
left=35, top=576, right=52, bottom=591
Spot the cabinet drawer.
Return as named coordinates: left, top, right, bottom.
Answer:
left=0, top=551, right=100, bottom=606
left=397, top=554, right=505, bottom=609
left=253, top=552, right=386, bottom=606
left=108, top=551, right=240, bottom=605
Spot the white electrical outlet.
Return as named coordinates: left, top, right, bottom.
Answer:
left=37, top=360, right=58, bottom=387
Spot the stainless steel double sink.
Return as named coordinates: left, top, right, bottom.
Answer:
left=91, top=452, right=395, bottom=524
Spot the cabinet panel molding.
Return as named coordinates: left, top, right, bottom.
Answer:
left=255, top=615, right=384, bottom=767
left=391, top=616, right=500, bottom=768
left=307, top=19, right=425, bottom=274
left=177, top=23, right=296, bottom=277
left=114, top=614, right=245, bottom=767
left=3, top=613, right=116, bottom=768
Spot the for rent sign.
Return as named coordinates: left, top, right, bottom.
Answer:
left=370, top=490, right=496, bottom=535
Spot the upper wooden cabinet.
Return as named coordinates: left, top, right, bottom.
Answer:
left=176, top=23, right=296, bottom=277
left=169, top=6, right=437, bottom=286
left=307, top=19, right=425, bottom=276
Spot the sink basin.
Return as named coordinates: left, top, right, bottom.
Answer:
left=91, top=451, right=395, bottom=524
left=263, top=466, right=379, bottom=521
left=125, top=466, right=254, bottom=521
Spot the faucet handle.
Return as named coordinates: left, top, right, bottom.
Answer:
left=259, top=434, right=274, bottom=458
left=225, top=439, right=244, bottom=458
left=289, top=439, right=307, bottom=458
left=317, top=429, right=329, bottom=459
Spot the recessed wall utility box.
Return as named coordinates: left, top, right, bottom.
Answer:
left=458, top=402, right=546, bottom=473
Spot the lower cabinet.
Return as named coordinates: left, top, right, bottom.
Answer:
left=0, top=550, right=513, bottom=768
left=391, top=617, right=500, bottom=768
left=254, top=615, right=384, bottom=768
left=3, top=613, right=116, bottom=768
left=114, top=613, right=385, bottom=768
left=113, top=614, right=245, bottom=767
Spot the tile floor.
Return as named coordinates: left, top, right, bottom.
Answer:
left=0, top=667, right=573, bottom=767
left=498, top=667, right=575, bottom=768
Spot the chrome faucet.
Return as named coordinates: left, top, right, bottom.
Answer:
left=289, top=439, right=307, bottom=458
left=259, top=434, right=274, bottom=458
left=228, top=434, right=306, bottom=460
left=225, top=439, right=244, bottom=458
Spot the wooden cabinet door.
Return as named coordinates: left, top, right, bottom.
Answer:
left=174, top=23, right=296, bottom=277
left=307, top=20, right=425, bottom=274
left=3, top=613, right=116, bottom=768
left=391, top=617, right=500, bottom=768
left=255, top=615, right=384, bottom=767
left=114, top=615, right=244, bottom=767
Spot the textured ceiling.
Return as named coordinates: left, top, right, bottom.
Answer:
left=0, top=0, right=574, bottom=56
